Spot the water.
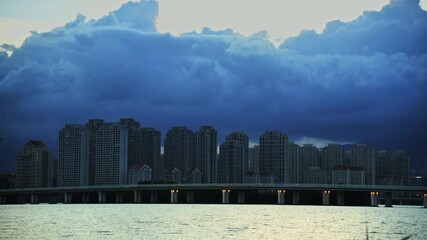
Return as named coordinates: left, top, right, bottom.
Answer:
left=0, top=204, right=426, bottom=239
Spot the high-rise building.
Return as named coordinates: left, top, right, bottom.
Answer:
left=390, top=150, right=411, bottom=186
left=140, top=128, right=161, bottom=181
left=58, top=124, right=86, bottom=187
left=300, top=144, right=319, bottom=183
left=259, top=131, right=287, bottom=183
left=218, top=132, right=248, bottom=183
left=16, top=141, right=55, bottom=188
left=350, top=144, right=375, bottom=185
left=321, top=144, right=343, bottom=183
left=164, top=127, right=195, bottom=173
left=195, top=126, right=217, bottom=183
left=375, top=151, right=390, bottom=185
left=248, top=145, right=260, bottom=173
left=58, top=118, right=153, bottom=186
left=285, top=142, right=301, bottom=183
left=94, top=120, right=130, bottom=185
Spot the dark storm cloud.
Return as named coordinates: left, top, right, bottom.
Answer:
left=1, top=0, right=427, bottom=170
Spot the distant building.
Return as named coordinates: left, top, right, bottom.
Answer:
left=195, top=126, right=217, bottom=183
left=303, top=167, right=327, bottom=184
left=350, top=144, right=375, bottom=185
left=375, top=150, right=410, bottom=186
left=332, top=166, right=365, bottom=185
left=259, top=172, right=275, bottom=184
left=163, top=167, right=182, bottom=184
left=218, top=132, right=248, bottom=183
left=184, top=168, right=202, bottom=184
left=321, top=144, right=343, bottom=183
left=58, top=118, right=158, bottom=186
left=248, top=145, right=260, bottom=174
left=164, top=127, right=195, bottom=174
left=128, top=164, right=152, bottom=184
left=0, top=173, right=16, bottom=189
left=300, top=144, right=319, bottom=183
left=259, top=131, right=287, bottom=183
left=285, top=142, right=301, bottom=183
left=16, top=141, right=55, bottom=188
left=140, top=128, right=161, bottom=181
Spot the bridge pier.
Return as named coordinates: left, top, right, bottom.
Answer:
left=186, top=191, right=194, bottom=203
left=238, top=190, right=245, bottom=204
left=292, top=191, right=300, bottom=205
left=82, top=193, right=90, bottom=203
left=31, top=193, right=39, bottom=204
left=98, top=192, right=106, bottom=204
left=170, top=190, right=179, bottom=203
left=151, top=191, right=158, bottom=203
left=277, top=190, right=285, bottom=205
left=222, top=190, right=230, bottom=204
left=133, top=191, right=142, bottom=203
left=385, top=192, right=393, bottom=207
left=64, top=192, right=72, bottom=204
left=337, top=192, right=345, bottom=206
left=322, top=190, right=331, bottom=205
left=370, top=192, right=379, bottom=207
left=115, top=192, right=123, bottom=203
left=423, top=194, right=427, bottom=208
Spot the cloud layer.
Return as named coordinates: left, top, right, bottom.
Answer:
left=1, top=0, right=427, bottom=170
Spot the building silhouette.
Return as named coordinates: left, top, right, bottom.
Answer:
left=350, top=144, right=375, bottom=185
left=259, top=131, right=287, bottom=183
left=16, top=141, right=55, bottom=188
left=58, top=118, right=160, bottom=186
left=321, top=144, right=343, bottom=183
left=164, top=127, right=195, bottom=175
left=140, top=128, right=161, bottom=181
left=285, top=141, right=301, bottom=183
left=218, top=132, right=248, bottom=183
left=195, top=126, right=217, bottom=183
left=300, top=144, right=319, bottom=183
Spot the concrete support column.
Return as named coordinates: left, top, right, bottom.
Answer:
left=370, top=192, right=379, bottom=207
left=82, top=193, right=90, bottom=203
left=322, top=190, right=331, bottom=205
left=292, top=191, right=300, bottom=205
left=385, top=192, right=393, bottom=207
left=186, top=191, right=194, bottom=203
left=115, top=192, right=123, bottom=203
left=423, top=194, right=427, bottom=208
left=337, top=192, right=345, bottom=206
left=0, top=195, right=6, bottom=204
left=237, top=190, right=245, bottom=204
left=170, top=190, right=179, bottom=203
left=31, top=193, right=39, bottom=204
left=133, top=191, right=142, bottom=203
left=98, top=192, right=106, bottom=204
left=64, top=192, right=72, bottom=204
left=222, top=190, right=230, bottom=204
left=277, top=190, right=285, bottom=205
left=150, top=191, right=158, bottom=203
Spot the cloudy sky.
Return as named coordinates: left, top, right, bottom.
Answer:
left=1, top=0, right=427, bottom=171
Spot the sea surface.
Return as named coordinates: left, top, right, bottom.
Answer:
left=0, top=204, right=426, bottom=239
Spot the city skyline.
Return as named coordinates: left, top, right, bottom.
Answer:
left=1, top=0, right=427, bottom=172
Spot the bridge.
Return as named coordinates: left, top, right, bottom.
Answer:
left=1, top=184, right=426, bottom=207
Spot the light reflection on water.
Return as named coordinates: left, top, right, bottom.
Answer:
left=0, top=204, right=426, bottom=239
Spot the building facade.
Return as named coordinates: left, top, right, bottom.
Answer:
left=16, top=141, right=55, bottom=188
left=350, top=144, right=375, bottom=185
left=195, top=126, right=217, bottom=183
left=218, top=132, right=248, bottom=183
left=259, top=131, right=288, bottom=183
left=164, top=127, right=195, bottom=174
